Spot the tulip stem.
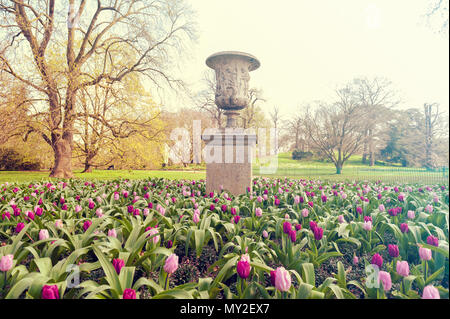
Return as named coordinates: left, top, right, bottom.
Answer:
left=164, top=274, right=169, bottom=290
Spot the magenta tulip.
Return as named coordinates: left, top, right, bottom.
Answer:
left=122, top=288, right=136, bottom=299
left=41, top=285, right=59, bottom=299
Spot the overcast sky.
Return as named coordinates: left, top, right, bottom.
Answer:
left=174, top=0, right=449, bottom=118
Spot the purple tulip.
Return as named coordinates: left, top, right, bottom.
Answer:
left=236, top=260, right=251, bottom=279
left=15, top=222, right=25, bottom=233
left=313, top=227, right=323, bottom=240
left=388, top=244, right=399, bottom=258
left=83, top=220, right=92, bottom=232
left=122, top=288, right=136, bottom=299
left=42, top=285, right=59, bottom=299
left=371, top=253, right=383, bottom=269
left=289, top=229, right=297, bottom=242
left=427, top=235, right=439, bottom=247
left=400, top=223, right=409, bottom=233
left=283, top=221, right=292, bottom=234
left=112, top=258, right=125, bottom=274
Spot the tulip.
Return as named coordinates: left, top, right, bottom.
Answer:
left=396, top=260, right=410, bottom=277
left=353, top=255, right=359, bottom=265
left=422, top=285, right=440, bottom=299
left=39, top=229, right=49, bottom=241
left=309, top=221, right=317, bottom=232
left=41, top=285, right=59, bottom=299
left=283, top=221, right=292, bottom=234
left=193, top=212, right=200, bottom=224
left=356, top=206, right=363, bottom=215
left=270, top=270, right=276, bottom=286
left=262, top=230, right=269, bottom=238
left=400, top=223, right=409, bottom=233
left=108, top=228, right=117, bottom=238
left=337, top=215, right=345, bottom=223
left=55, top=219, right=63, bottom=229
left=407, top=210, right=415, bottom=219
left=388, top=244, right=399, bottom=258
left=302, top=208, right=309, bottom=218
left=26, top=211, right=35, bottom=220
left=122, top=288, right=136, bottom=299
left=96, top=208, right=104, bottom=218
left=75, top=205, right=82, bottom=213
left=427, top=235, right=439, bottom=247
left=0, top=254, right=14, bottom=272
left=164, top=253, right=179, bottom=274
left=363, top=221, right=373, bottom=231
left=221, top=204, right=227, bottom=213
left=295, top=224, right=302, bottom=231
left=112, top=258, right=125, bottom=274
left=1, top=212, right=11, bottom=221
left=377, top=271, right=392, bottom=291
left=15, top=222, right=25, bottom=233
left=289, top=229, right=297, bottom=242
left=236, top=260, right=251, bottom=279
left=425, top=204, right=433, bottom=213
left=233, top=215, right=241, bottom=224
left=274, top=267, right=291, bottom=292
left=274, top=198, right=280, bottom=206
left=146, top=228, right=160, bottom=244
left=419, top=247, right=432, bottom=261
left=255, top=208, right=262, bottom=217
left=83, top=220, right=92, bottom=232
left=313, top=227, right=323, bottom=240
left=371, top=253, right=383, bottom=269
left=294, top=195, right=300, bottom=204
left=378, top=204, right=385, bottom=212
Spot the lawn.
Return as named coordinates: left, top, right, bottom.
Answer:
left=0, top=152, right=447, bottom=184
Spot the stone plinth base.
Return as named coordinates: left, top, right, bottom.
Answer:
left=201, top=131, right=257, bottom=196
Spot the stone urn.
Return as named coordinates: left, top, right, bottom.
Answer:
left=202, top=51, right=260, bottom=195
left=205, top=51, right=260, bottom=128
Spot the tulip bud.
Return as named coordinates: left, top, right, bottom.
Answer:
left=274, top=267, right=291, bottom=292
left=164, top=253, right=179, bottom=274
left=0, top=254, right=14, bottom=272
left=396, top=260, right=410, bottom=277
left=377, top=271, right=392, bottom=291
left=371, top=253, right=383, bottom=269
left=39, top=229, right=49, bottom=241
left=388, top=244, right=399, bottom=258
left=42, top=285, right=59, bottom=299
left=112, top=258, right=125, bottom=274
left=419, top=247, right=432, bottom=261
left=108, top=228, right=117, bottom=238
left=122, top=288, right=136, bottom=299
left=422, top=285, right=440, bottom=299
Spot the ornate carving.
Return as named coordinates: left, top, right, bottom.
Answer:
left=206, top=52, right=260, bottom=124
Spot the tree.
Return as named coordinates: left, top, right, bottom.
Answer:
left=350, top=77, right=399, bottom=166
left=0, top=0, right=196, bottom=177
left=304, top=87, right=368, bottom=174
left=425, top=0, right=449, bottom=35
left=423, top=103, right=447, bottom=169
left=195, top=70, right=226, bottom=128
left=73, top=73, right=163, bottom=172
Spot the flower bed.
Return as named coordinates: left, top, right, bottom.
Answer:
left=0, top=178, right=448, bottom=299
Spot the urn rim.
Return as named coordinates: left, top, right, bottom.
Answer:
left=205, top=51, right=260, bottom=71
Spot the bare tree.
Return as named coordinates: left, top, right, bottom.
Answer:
left=304, top=87, right=368, bottom=174
left=239, top=88, right=266, bottom=129
left=425, top=0, right=449, bottom=35
left=423, top=103, right=447, bottom=169
left=195, top=70, right=225, bottom=128
left=352, top=77, right=399, bottom=166
left=0, top=0, right=196, bottom=177
left=269, top=105, right=282, bottom=152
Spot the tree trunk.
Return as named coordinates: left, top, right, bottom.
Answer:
left=362, top=142, right=367, bottom=164
left=50, top=137, right=73, bottom=178
left=82, top=161, right=93, bottom=173
left=336, top=162, right=343, bottom=174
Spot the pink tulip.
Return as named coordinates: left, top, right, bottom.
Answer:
left=164, top=253, right=179, bottom=274
left=377, top=271, right=392, bottom=291
left=407, top=210, right=415, bottom=219
left=255, top=208, right=262, bottom=217
left=396, top=260, right=410, bottom=277
left=363, top=220, right=373, bottom=231
left=108, top=229, right=117, bottom=238
left=262, top=230, right=268, bottom=238
left=112, top=258, right=125, bottom=274
left=274, top=267, right=291, bottom=292
left=55, top=219, right=63, bottom=229
left=39, top=229, right=49, bottom=241
left=193, top=212, right=200, bottom=224
left=422, top=285, right=440, bottom=299
left=419, top=247, right=432, bottom=261
left=95, top=208, right=103, bottom=218
left=0, top=254, right=14, bottom=272
left=75, top=205, right=82, bottom=213
left=302, top=208, right=309, bottom=218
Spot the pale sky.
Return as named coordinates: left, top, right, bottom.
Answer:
left=172, top=0, right=449, bottom=119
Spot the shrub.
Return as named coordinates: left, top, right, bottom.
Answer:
left=292, top=149, right=314, bottom=160
left=0, top=147, right=41, bottom=170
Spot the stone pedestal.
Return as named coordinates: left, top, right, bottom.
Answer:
left=202, top=131, right=257, bottom=196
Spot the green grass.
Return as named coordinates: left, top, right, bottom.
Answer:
left=0, top=170, right=206, bottom=184
left=1, top=152, right=448, bottom=184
